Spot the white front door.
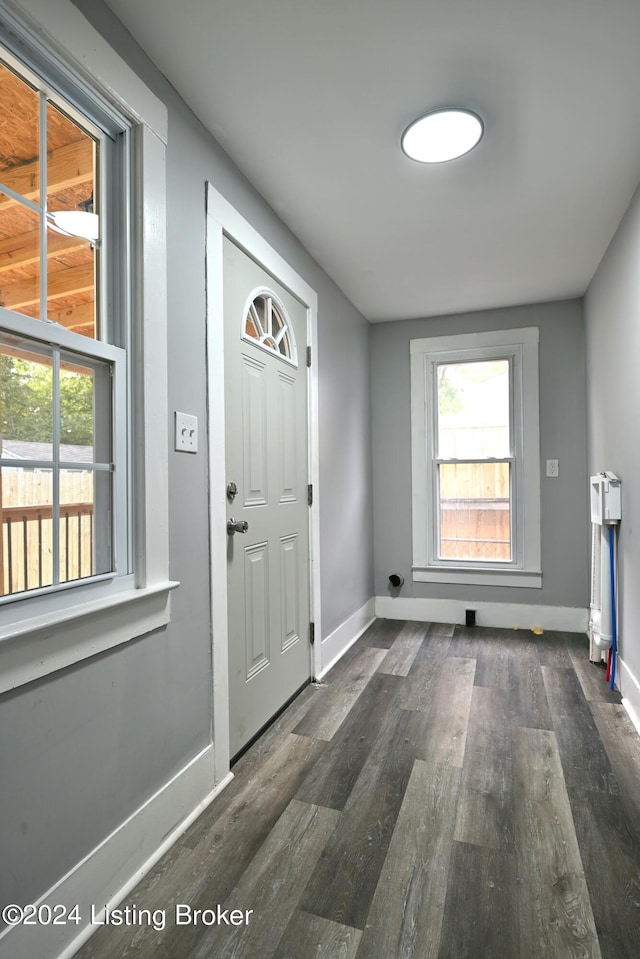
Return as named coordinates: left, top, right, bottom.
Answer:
left=223, top=236, right=311, bottom=757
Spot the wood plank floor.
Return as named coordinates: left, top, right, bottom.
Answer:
left=76, top=621, right=640, bottom=959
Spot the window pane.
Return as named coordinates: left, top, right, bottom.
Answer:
left=60, top=469, right=111, bottom=582
left=244, top=291, right=295, bottom=362
left=0, top=335, right=53, bottom=458
left=92, top=469, right=113, bottom=575
left=59, top=353, right=112, bottom=464
left=1, top=466, right=54, bottom=595
left=0, top=59, right=40, bottom=203
left=253, top=296, right=267, bottom=336
left=0, top=198, right=41, bottom=320
left=437, top=360, right=510, bottom=459
left=46, top=103, right=98, bottom=338
left=439, top=462, right=511, bottom=562
left=0, top=59, right=42, bottom=322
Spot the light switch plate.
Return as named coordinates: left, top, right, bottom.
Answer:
left=546, top=458, right=559, bottom=477
left=175, top=411, right=198, bottom=453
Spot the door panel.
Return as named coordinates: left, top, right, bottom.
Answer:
left=277, top=372, right=297, bottom=502
left=244, top=542, right=270, bottom=678
left=241, top=355, right=268, bottom=506
left=280, top=534, right=300, bottom=651
left=224, top=236, right=310, bottom=756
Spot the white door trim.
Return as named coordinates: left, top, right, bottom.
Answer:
left=205, top=184, right=320, bottom=783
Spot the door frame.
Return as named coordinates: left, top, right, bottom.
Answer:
left=205, top=184, right=321, bottom=783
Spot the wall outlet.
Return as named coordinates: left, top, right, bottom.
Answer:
left=546, top=459, right=559, bottom=477
left=175, top=411, right=198, bottom=453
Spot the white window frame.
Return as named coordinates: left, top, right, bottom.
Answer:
left=410, top=327, right=541, bottom=588
left=0, top=0, right=176, bottom=693
left=241, top=285, right=299, bottom=368
left=0, top=317, right=127, bottom=591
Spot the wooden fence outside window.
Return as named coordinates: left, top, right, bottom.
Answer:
left=1, top=468, right=94, bottom=596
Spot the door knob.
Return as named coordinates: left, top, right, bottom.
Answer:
left=227, top=518, right=249, bottom=535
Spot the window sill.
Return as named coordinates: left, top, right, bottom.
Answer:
left=0, top=580, right=180, bottom=694
left=412, top=566, right=542, bottom=589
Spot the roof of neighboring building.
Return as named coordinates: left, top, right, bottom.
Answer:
left=0, top=440, right=93, bottom=463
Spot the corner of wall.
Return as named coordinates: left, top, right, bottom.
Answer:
left=318, top=598, right=375, bottom=679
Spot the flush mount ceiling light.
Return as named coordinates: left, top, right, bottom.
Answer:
left=401, top=108, right=483, bottom=163
left=47, top=210, right=100, bottom=242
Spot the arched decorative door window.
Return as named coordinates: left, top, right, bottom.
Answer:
left=242, top=288, right=298, bottom=366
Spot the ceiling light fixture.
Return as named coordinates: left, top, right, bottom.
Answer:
left=47, top=210, right=100, bottom=243
left=401, top=108, right=483, bottom=163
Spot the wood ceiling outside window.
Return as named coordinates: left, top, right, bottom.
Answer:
left=0, top=58, right=98, bottom=339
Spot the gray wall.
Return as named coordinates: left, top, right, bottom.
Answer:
left=0, top=0, right=373, bottom=911
left=585, top=181, right=640, bottom=688
left=371, top=299, right=589, bottom=609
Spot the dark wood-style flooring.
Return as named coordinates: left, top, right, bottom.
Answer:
left=77, top=620, right=640, bottom=958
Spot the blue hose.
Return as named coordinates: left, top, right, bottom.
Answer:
left=609, top=526, right=617, bottom=690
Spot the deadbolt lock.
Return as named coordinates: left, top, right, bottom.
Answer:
left=226, top=481, right=238, bottom=501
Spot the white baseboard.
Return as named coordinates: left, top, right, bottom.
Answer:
left=374, top=596, right=588, bottom=633
left=0, top=746, right=233, bottom=959
left=618, top=657, right=640, bottom=736
left=318, top=598, right=375, bottom=679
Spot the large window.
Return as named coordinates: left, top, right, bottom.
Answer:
left=0, top=43, right=126, bottom=602
left=410, top=328, right=541, bottom=587
left=436, top=358, right=511, bottom=562
left=0, top=0, right=172, bottom=694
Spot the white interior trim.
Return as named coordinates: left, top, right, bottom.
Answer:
left=0, top=745, right=231, bottom=959
left=618, top=657, right=640, bottom=735
left=413, top=566, right=542, bottom=588
left=134, top=122, right=170, bottom=588
left=0, top=581, right=178, bottom=694
left=410, top=326, right=541, bottom=585
left=1, top=0, right=167, bottom=141
left=622, top=695, right=640, bottom=738
left=205, top=184, right=320, bottom=785
left=318, top=598, right=375, bottom=679
left=375, top=595, right=588, bottom=632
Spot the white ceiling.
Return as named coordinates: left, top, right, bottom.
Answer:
left=104, top=0, right=640, bottom=322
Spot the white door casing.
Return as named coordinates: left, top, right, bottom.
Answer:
left=205, top=185, right=320, bottom=781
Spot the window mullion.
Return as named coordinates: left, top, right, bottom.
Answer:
left=509, top=355, right=516, bottom=458
left=510, top=350, right=522, bottom=564
left=434, top=457, right=514, bottom=465
left=52, top=346, right=60, bottom=585
left=266, top=297, right=273, bottom=337
left=0, top=182, right=40, bottom=212
left=434, top=455, right=442, bottom=564
left=39, top=90, right=47, bottom=322
left=509, top=454, right=517, bottom=565
left=429, top=358, right=439, bottom=565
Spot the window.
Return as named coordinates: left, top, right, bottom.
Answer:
left=0, top=43, right=125, bottom=601
left=0, top=54, right=100, bottom=335
left=410, top=327, right=541, bottom=587
left=243, top=288, right=296, bottom=365
left=0, top=0, right=172, bottom=693
left=0, top=332, right=123, bottom=596
left=436, top=358, right=512, bottom=562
